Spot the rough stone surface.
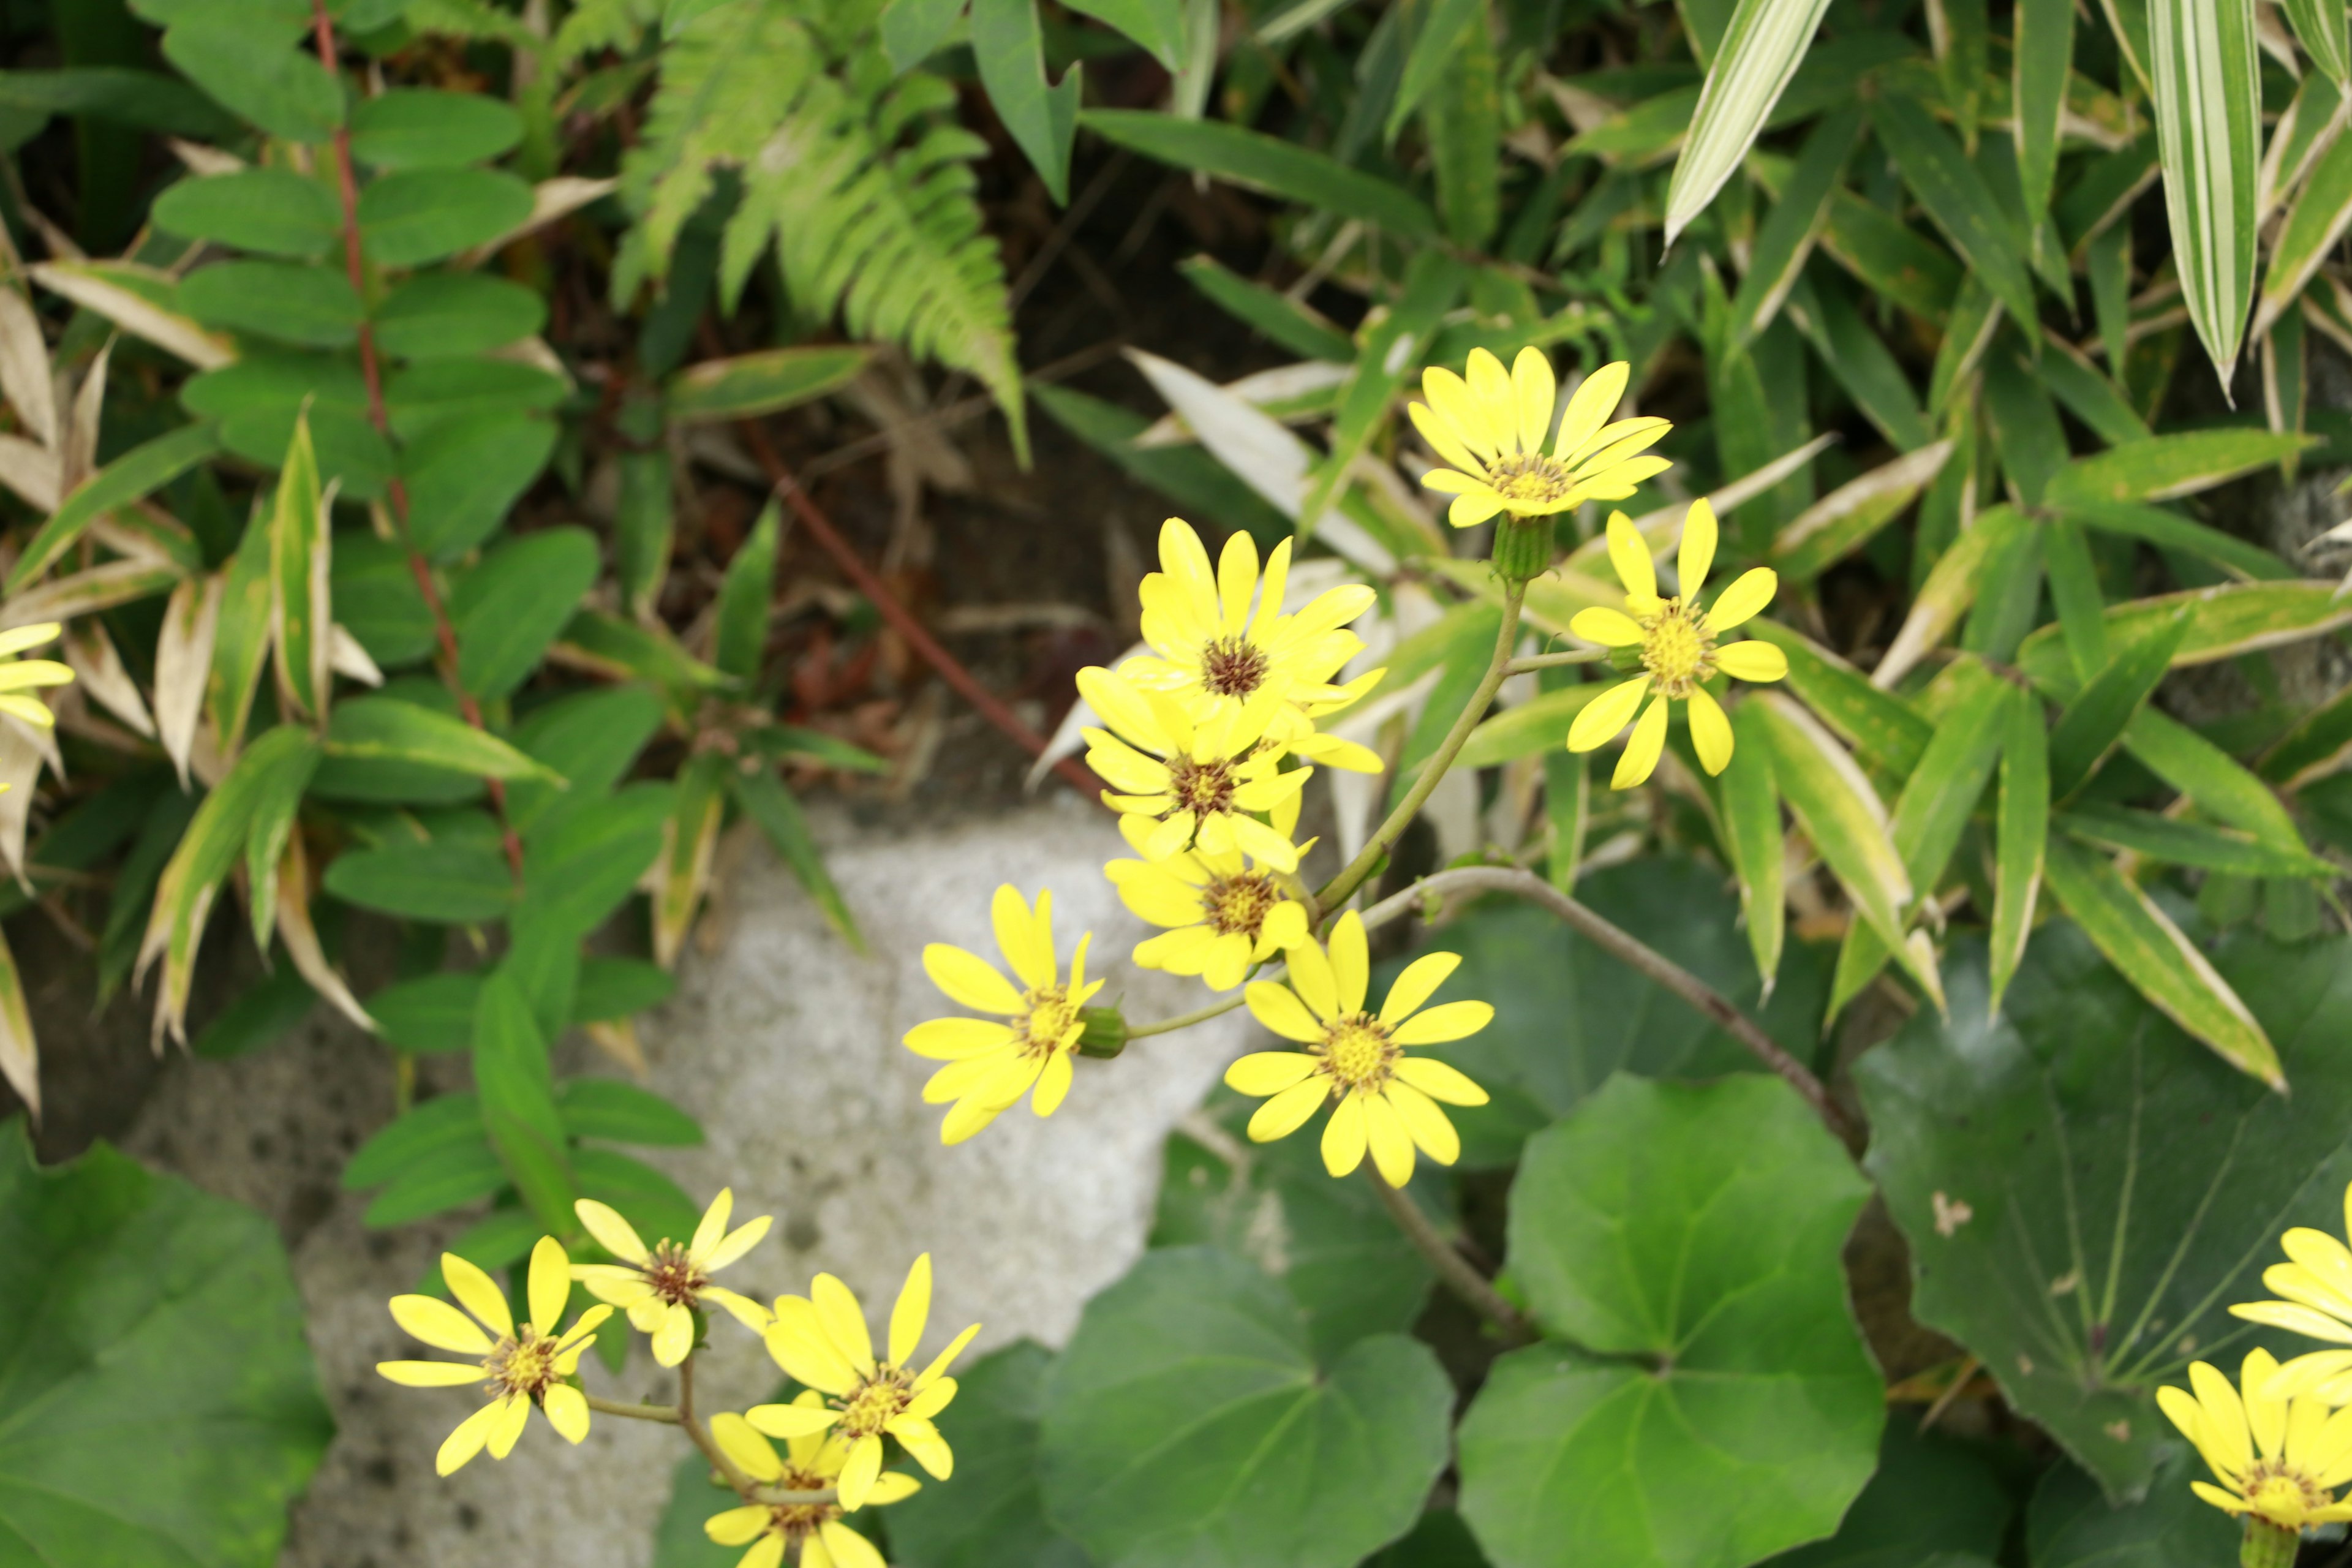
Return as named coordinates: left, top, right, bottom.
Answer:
left=118, top=797, right=1251, bottom=1568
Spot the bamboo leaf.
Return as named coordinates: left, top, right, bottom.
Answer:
left=1873, top=96, right=2040, bottom=338
left=1083, top=110, right=1439, bottom=238
left=1989, top=684, right=2048, bottom=1017
left=323, top=696, right=557, bottom=780
left=2060, top=806, right=2332, bottom=878
left=2280, top=0, right=2350, bottom=88
left=1745, top=619, right=1935, bottom=777
left=1386, top=0, right=1482, bottom=143
left=1721, top=703, right=1785, bottom=992
left=268, top=414, right=331, bottom=724
left=653, top=751, right=726, bottom=967
left=2060, top=501, right=2288, bottom=581
left=2041, top=836, right=2280, bottom=1088
left=1874, top=505, right=2029, bottom=687
left=2041, top=428, right=2314, bottom=505
left=731, top=764, right=864, bottom=951
left=2046, top=611, right=2190, bottom=796
left=2147, top=0, right=2261, bottom=389
left=1728, top=105, right=1863, bottom=344
left=663, top=345, right=869, bottom=424
left=27, top=260, right=233, bottom=371
left=1782, top=270, right=1934, bottom=451
left=2255, top=128, right=2352, bottom=340
left=0, top=926, right=34, bottom=1118
left=1661, top=0, right=1836, bottom=247
left=1769, top=440, right=1953, bottom=580
left=206, top=516, right=274, bottom=763
left=2015, top=581, right=2352, bottom=693
left=1457, top=683, right=1605, bottom=768
left=2122, top=707, right=2309, bottom=858
left=2015, top=0, right=2075, bottom=229
left=6, top=421, right=222, bottom=591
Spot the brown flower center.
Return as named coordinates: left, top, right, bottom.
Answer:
left=765, top=1463, right=842, bottom=1538
left=1639, top=598, right=1716, bottom=698
left=1166, top=755, right=1238, bottom=818
left=2245, top=1461, right=2330, bottom=1521
left=1485, top=452, right=1575, bottom=509
left=1204, top=872, right=1280, bottom=939
left=1319, top=1014, right=1396, bottom=1091
left=1017, top=986, right=1076, bottom=1058
left=645, top=1240, right=710, bottom=1307
left=835, top=1365, right=914, bottom=1439
left=484, top=1327, right=560, bottom=1400
left=1199, top=636, right=1271, bottom=699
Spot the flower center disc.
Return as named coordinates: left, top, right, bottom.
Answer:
left=2246, top=1464, right=2328, bottom=1519
left=1205, top=872, right=1278, bottom=938
left=1200, top=636, right=1270, bottom=699
left=1486, top=453, right=1572, bottom=507
left=1019, top=987, right=1074, bottom=1055
left=836, top=1368, right=913, bottom=1438
left=1321, top=1015, right=1395, bottom=1090
left=647, top=1241, right=709, bottom=1306
left=486, top=1329, right=557, bottom=1399
left=1167, top=756, right=1238, bottom=818
left=1640, top=600, right=1715, bottom=698
left=769, top=1465, right=840, bottom=1537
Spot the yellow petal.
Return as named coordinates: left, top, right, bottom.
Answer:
left=1408, top=399, right=1487, bottom=479
left=527, top=1235, right=571, bottom=1333
left=1390, top=1000, right=1494, bottom=1046
left=1706, top=567, right=1778, bottom=632
left=747, top=1400, right=841, bottom=1439
left=0, top=660, right=73, bottom=693
left=820, top=1520, right=888, bottom=1568
left=862, top=1471, right=922, bottom=1505
left=700, top=1285, right=773, bottom=1332
left=1216, top=529, right=1258, bottom=635
left=1226, top=1050, right=1321, bottom=1096
left=904, top=1377, right=957, bottom=1422
left=1605, top=511, right=1657, bottom=605
left=1449, top=488, right=1506, bottom=528
left=1554, top=361, right=1629, bottom=458
left=377, top=1359, right=489, bottom=1387
left=391, top=1293, right=496, bottom=1355
left=1321, top=1093, right=1369, bottom=1177
left=652, top=1300, right=697, bottom=1366
left=1384, top=1082, right=1461, bottom=1165
left=940, top=1094, right=1008, bottom=1146
left=435, top=1398, right=505, bottom=1476
left=889, top=1414, right=955, bottom=1479
left=837, top=1433, right=886, bottom=1510
left=1248, top=1077, right=1331, bottom=1142
left=542, top=1383, right=590, bottom=1444
left=0, top=695, right=55, bottom=728
left=2190, top=1481, right=2250, bottom=1515
left=1569, top=607, right=1644, bottom=647
left=922, top=944, right=1024, bottom=1016
left=889, top=1253, right=932, bottom=1368
left=1362, top=1092, right=1416, bottom=1186
left=1327, top=910, right=1369, bottom=1016
left=1714, top=640, right=1789, bottom=684
left=1687, top=685, right=1733, bottom=776
left=1030, top=1050, right=1076, bottom=1117
left=687, top=1188, right=734, bottom=1265
left=710, top=1411, right=785, bottom=1481
left=1422, top=367, right=1493, bottom=459
left=704, top=1215, right=772, bottom=1273
left=486, top=1390, right=532, bottom=1460
left=2285, top=1228, right=2352, bottom=1306
left=2266, top=1350, right=2352, bottom=1400
left=745, top=1534, right=790, bottom=1568
left=1465, top=348, right=1515, bottom=451
left=990, top=884, right=1055, bottom=990
left=1677, top=499, right=1718, bottom=597
left=2192, top=1360, right=2254, bottom=1477
left=1380, top=953, right=1460, bottom=1027
left=1566, top=677, right=1649, bottom=753
left=1287, top=934, right=1341, bottom=1022
left=0, top=624, right=60, bottom=658
left=1510, top=347, right=1556, bottom=456
left=442, top=1253, right=514, bottom=1340
left=917, top=1321, right=981, bottom=1387
left=575, top=1199, right=650, bottom=1264
left=1612, top=695, right=1670, bottom=789
left=2245, top=1348, right=2287, bottom=1458
left=1392, top=1055, right=1489, bottom=1105
left=812, top=1272, right=876, bottom=1374
left=2231, top=1300, right=2352, bottom=1344
left=706, top=1505, right=775, bottom=1547
left=765, top=1299, right=862, bottom=1395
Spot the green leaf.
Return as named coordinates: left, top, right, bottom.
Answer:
left=366, top=972, right=483, bottom=1054
left=1458, top=1074, right=1882, bottom=1568
left=401, top=413, right=558, bottom=559
left=347, top=88, right=523, bottom=169
left=730, top=765, right=862, bottom=949
left=2041, top=837, right=2280, bottom=1085
left=6, top=420, right=222, bottom=590
left=324, top=840, right=514, bottom=922
left=472, top=968, right=577, bottom=1231
left=881, top=0, right=967, bottom=70
left=364, top=1138, right=509, bottom=1225
left=1422, top=0, right=1499, bottom=247
left=1769, top=440, right=1954, bottom=581
left=1028, top=381, right=1291, bottom=548
left=1981, top=341, right=2069, bottom=505
left=1066, top=0, right=1183, bottom=67
left=1661, top=0, right=1834, bottom=246
left=503, top=685, right=665, bottom=833
left=663, top=344, right=869, bottom=424
left=1743, top=620, right=1933, bottom=777
left=358, top=168, right=535, bottom=267
left=1722, top=707, right=1786, bottom=990
left=208, top=516, right=277, bottom=760
left=971, top=0, right=1080, bottom=203
left=554, top=608, right=729, bottom=695
left=2043, top=429, right=2312, bottom=507
left=2147, top=0, right=2260, bottom=388
left=614, top=445, right=673, bottom=618
left=1926, top=276, right=2001, bottom=418
left=1990, top=683, right=2049, bottom=1017
left=1782, top=270, right=1934, bottom=451
left=556, top=1078, right=703, bottom=1146
left=385, top=358, right=567, bottom=441
left=572, top=1146, right=698, bottom=1246
left=2015, top=582, right=2352, bottom=695
left=1305, top=250, right=1467, bottom=528
left=1457, top=684, right=1605, bottom=769
left=181, top=260, right=363, bottom=348
left=573, top=959, right=675, bottom=1026
left=1387, top=0, right=1480, bottom=141
left=331, top=534, right=435, bottom=668
left=0, top=1120, right=333, bottom=1564
left=713, top=500, right=778, bottom=681
left=2026, top=1450, right=2237, bottom=1568
left=2014, top=0, right=2074, bottom=236
left=1855, top=925, right=2352, bottom=1496
left=1177, top=255, right=1354, bottom=363
left=323, top=695, right=554, bottom=780
left=1082, top=109, right=1441, bottom=238
left=2060, top=805, right=2331, bottom=878
left=161, top=17, right=342, bottom=143
left=1763, top=1415, right=2011, bottom=1568
left=1872, top=95, right=2039, bottom=334
left=192, top=959, right=315, bottom=1060
left=2278, top=0, right=2351, bottom=87
left=2121, top=707, right=2309, bottom=857
left=0, top=65, right=239, bottom=138
left=343, top=1090, right=484, bottom=1188
left=450, top=527, right=600, bottom=701
left=270, top=413, right=331, bottom=723
left=886, top=1340, right=1091, bottom=1568
left=374, top=273, right=546, bottom=360
left=1039, top=1247, right=1453, bottom=1568
left=520, top=782, right=674, bottom=937
left=1819, top=190, right=1962, bottom=321
left=2256, top=129, right=2352, bottom=341
left=2046, top=611, right=2188, bottom=796
left=151, top=168, right=341, bottom=258
left=2060, top=500, right=2289, bottom=581
left=1730, top=107, right=1863, bottom=344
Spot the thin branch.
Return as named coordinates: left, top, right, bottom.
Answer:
left=584, top=1386, right=836, bottom=1506
left=582, top=1393, right=682, bottom=1424
left=1368, top=1170, right=1534, bottom=1343
left=1505, top=648, right=1607, bottom=673
left=1125, top=990, right=1248, bottom=1039
left=1362, top=865, right=1861, bottom=1150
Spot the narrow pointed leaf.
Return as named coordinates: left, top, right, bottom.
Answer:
left=2148, top=0, right=2260, bottom=389
left=2015, top=0, right=2075, bottom=229
left=1873, top=96, right=2040, bottom=335
left=6, top=421, right=222, bottom=592
left=1729, top=106, right=1863, bottom=343
left=268, top=415, right=331, bottom=724
left=2280, top=0, right=2350, bottom=87
left=1722, top=704, right=1785, bottom=992
left=2255, top=129, right=2352, bottom=339
left=2046, top=611, right=2190, bottom=795
left=1662, top=0, right=1836, bottom=247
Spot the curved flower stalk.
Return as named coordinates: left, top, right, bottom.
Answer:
left=1224, top=911, right=1493, bottom=1186
left=703, top=1400, right=916, bottom=1568
left=1409, top=351, right=1670, bottom=527
left=1566, top=503, right=1790, bottom=787
left=376, top=1240, right=612, bottom=1475
left=2160, top=1348, right=2352, bottom=1558
left=904, top=885, right=1102, bottom=1144
left=757, top=1254, right=980, bottom=1510
left=1105, top=804, right=1312, bottom=991
left=1077, top=665, right=1310, bottom=869
left=570, top=1189, right=774, bottom=1365
left=0, top=622, right=72, bottom=731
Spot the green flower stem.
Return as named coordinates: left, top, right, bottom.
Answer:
left=1125, top=991, right=1249, bottom=1039
left=582, top=1393, right=680, bottom=1424
left=1359, top=864, right=1860, bottom=1150
left=1367, top=1169, right=1536, bottom=1343
left=586, top=1384, right=839, bottom=1505
left=661, top=1351, right=840, bottom=1506
left=1505, top=649, right=1608, bottom=674
left=1316, top=582, right=1528, bottom=916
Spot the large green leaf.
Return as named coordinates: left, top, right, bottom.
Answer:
left=1038, top=1246, right=1452, bottom=1568
left=2026, top=1449, right=2236, bottom=1568
left=0, top=1120, right=333, bottom=1566
left=1856, top=925, right=2352, bottom=1500
left=887, top=1340, right=1090, bottom=1568
left=2146, top=0, right=2260, bottom=386
left=1458, top=1075, right=1882, bottom=1568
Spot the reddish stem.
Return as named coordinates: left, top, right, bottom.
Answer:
left=309, top=1, right=526, bottom=878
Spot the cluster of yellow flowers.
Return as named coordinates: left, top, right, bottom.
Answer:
left=2163, top=1185, right=2352, bottom=1558
left=379, top=1189, right=976, bottom=1568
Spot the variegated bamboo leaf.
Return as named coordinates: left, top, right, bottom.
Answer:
left=1721, top=703, right=1785, bottom=993
left=1874, top=504, right=2029, bottom=686
left=269, top=417, right=332, bottom=725
left=1990, top=663, right=2049, bottom=1017
left=208, top=514, right=275, bottom=762
left=2280, top=0, right=2351, bottom=86
left=653, top=752, right=726, bottom=968
left=1661, top=0, right=1836, bottom=247
left=0, top=287, right=56, bottom=450
left=275, top=834, right=374, bottom=1033
left=154, top=575, right=221, bottom=790
left=59, top=338, right=110, bottom=499
left=0, top=925, right=34, bottom=1118
left=27, top=260, right=233, bottom=371
left=2148, top=0, right=2261, bottom=390
left=61, top=621, right=154, bottom=740
left=1768, top=439, right=1953, bottom=580
left=2255, top=127, right=2352, bottom=339
left=2015, top=581, right=2352, bottom=690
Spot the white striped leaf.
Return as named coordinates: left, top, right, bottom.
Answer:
left=2148, top=0, right=2261, bottom=390
left=2255, top=126, right=2352, bottom=338
left=1662, top=0, right=1835, bottom=248
left=2280, top=0, right=2351, bottom=86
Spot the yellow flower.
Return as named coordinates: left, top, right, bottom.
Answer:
left=702, top=1396, right=918, bottom=1568
left=0, top=622, right=73, bottom=729
left=2159, top=1349, right=2352, bottom=1532
left=2230, top=1184, right=2352, bottom=1401
left=1077, top=664, right=1311, bottom=869
left=1225, top=911, right=1493, bottom=1186
left=1105, top=806, right=1313, bottom=991
left=570, top=1188, right=774, bottom=1366
left=1120, top=518, right=1382, bottom=744
left=1564, top=502, right=1789, bottom=788
left=755, top=1254, right=980, bottom=1511
left=1410, top=350, right=1671, bottom=527
left=375, top=1238, right=612, bottom=1476
left=905, top=885, right=1104, bottom=1144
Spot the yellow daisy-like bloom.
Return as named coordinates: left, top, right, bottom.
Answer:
left=1104, top=805, right=1312, bottom=991
left=1564, top=502, right=1790, bottom=788
left=755, top=1253, right=980, bottom=1512
left=1120, top=518, right=1382, bottom=744
left=1410, top=350, right=1671, bottom=528
left=905, top=885, right=1104, bottom=1145
left=1077, top=665, right=1311, bottom=870
left=702, top=1396, right=919, bottom=1568
left=570, top=1188, right=774, bottom=1366
left=1224, top=911, right=1493, bottom=1186
left=0, top=622, right=72, bottom=729
left=2159, top=1349, right=2352, bottom=1538
left=375, top=1238, right=613, bottom=1476
left=2230, top=1184, right=2352, bottom=1403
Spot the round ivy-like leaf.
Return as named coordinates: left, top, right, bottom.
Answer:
left=0, top=1119, right=333, bottom=1566
left=888, top=1340, right=1090, bottom=1568
left=1856, top=925, right=2352, bottom=1502
left=1039, top=1246, right=1452, bottom=1568
left=1459, top=1074, right=1882, bottom=1568
left=2026, top=1447, right=2237, bottom=1568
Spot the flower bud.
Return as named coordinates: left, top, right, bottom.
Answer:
left=1489, top=513, right=1554, bottom=585
left=1077, top=1006, right=1128, bottom=1059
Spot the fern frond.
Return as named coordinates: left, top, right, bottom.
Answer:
left=615, top=0, right=1026, bottom=459
left=548, top=0, right=662, bottom=68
